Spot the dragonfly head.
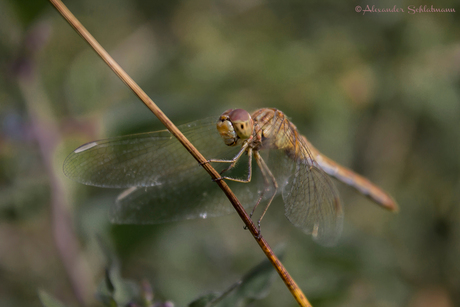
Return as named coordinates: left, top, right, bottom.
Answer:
left=217, top=109, right=254, bottom=146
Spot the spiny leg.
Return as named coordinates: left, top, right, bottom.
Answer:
left=253, top=151, right=278, bottom=232
left=249, top=153, right=271, bottom=219
left=220, top=148, right=253, bottom=183
left=203, top=136, right=255, bottom=183
left=204, top=141, right=249, bottom=176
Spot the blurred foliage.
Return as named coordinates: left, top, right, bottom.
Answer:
left=1, top=0, right=460, bottom=306
left=39, top=290, right=68, bottom=307
left=189, top=248, right=281, bottom=307
left=39, top=241, right=280, bottom=307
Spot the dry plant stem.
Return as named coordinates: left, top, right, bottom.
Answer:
left=49, top=1, right=311, bottom=306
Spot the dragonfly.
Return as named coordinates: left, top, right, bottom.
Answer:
left=63, top=108, right=398, bottom=246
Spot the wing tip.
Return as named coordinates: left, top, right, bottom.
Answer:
left=117, top=187, right=138, bottom=201
left=74, top=141, right=98, bottom=153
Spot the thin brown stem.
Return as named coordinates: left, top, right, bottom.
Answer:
left=49, top=1, right=312, bottom=306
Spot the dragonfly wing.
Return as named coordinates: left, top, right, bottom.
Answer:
left=64, top=117, right=234, bottom=188
left=266, top=148, right=343, bottom=246
left=64, top=116, right=261, bottom=223
left=112, top=172, right=258, bottom=224
left=259, top=111, right=344, bottom=246
left=281, top=157, right=344, bottom=246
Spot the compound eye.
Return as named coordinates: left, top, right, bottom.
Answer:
left=228, top=109, right=253, bottom=140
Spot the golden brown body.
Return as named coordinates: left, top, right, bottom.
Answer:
left=250, top=108, right=398, bottom=212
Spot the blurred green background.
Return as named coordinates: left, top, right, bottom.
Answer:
left=1, top=0, right=459, bottom=306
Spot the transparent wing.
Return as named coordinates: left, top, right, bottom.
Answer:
left=282, top=159, right=343, bottom=246
left=63, top=117, right=260, bottom=223
left=64, top=117, right=229, bottom=188
left=112, top=172, right=258, bottom=224
left=261, top=112, right=344, bottom=246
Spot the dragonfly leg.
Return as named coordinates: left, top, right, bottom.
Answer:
left=249, top=153, right=268, bottom=219
left=204, top=141, right=249, bottom=176
left=220, top=148, right=253, bottom=183
left=253, top=151, right=278, bottom=231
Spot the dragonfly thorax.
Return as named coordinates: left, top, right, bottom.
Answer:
left=217, top=109, right=254, bottom=146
